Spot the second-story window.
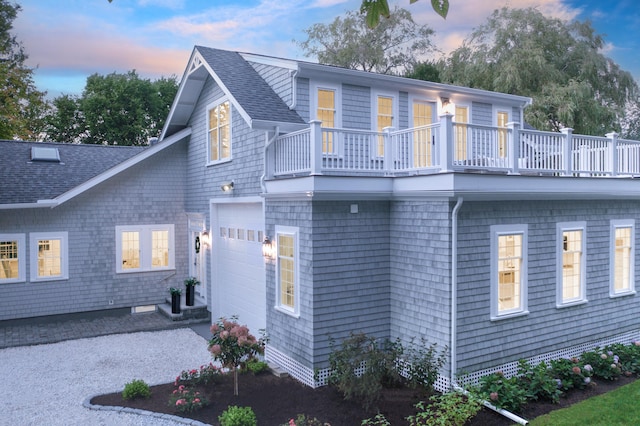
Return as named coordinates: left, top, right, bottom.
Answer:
left=454, top=106, right=468, bottom=161
left=497, top=111, right=508, bottom=158
left=208, top=100, right=231, bottom=164
left=317, top=89, right=336, bottom=153
left=377, top=95, right=394, bottom=156
left=413, top=101, right=435, bottom=167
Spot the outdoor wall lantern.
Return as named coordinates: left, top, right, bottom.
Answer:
left=262, top=236, right=274, bottom=259
left=440, top=96, right=454, bottom=115
left=221, top=181, right=234, bottom=192
left=201, top=230, right=210, bottom=248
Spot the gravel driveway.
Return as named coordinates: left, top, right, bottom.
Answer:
left=0, top=328, right=212, bottom=425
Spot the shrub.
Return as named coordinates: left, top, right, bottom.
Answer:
left=121, top=379, right=151, bottom=400
left=603, top=343, right=640, bottom=376
left=244, top=358, right=270, bottom=375
left=361, top=413, right=391, bottom=425
left=580, top=348, right=622, bottom=381
left=168, top=385, right=209, bottom=413
left=406, top=392, right=482, bottom=426
left=175, top=363, right=223, bottom=385
left=549, top=358, right=589, bottom=392
left=218, top=405, right=257, bottom=426
left=328, top=333, right=403, bottom=410
left=283, top=414, right=327, bottom=426
left=517, top=360, right=562, bottom=403
left=404, top=337, right=447, bottom=391
left=471, top=371, right=527, bottom=413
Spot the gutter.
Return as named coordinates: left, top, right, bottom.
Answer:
left=450, top=196, right=528, bottom=425
left=288, top=69, right=298, bottom=110
left=260, top=127, right=280, bottom=194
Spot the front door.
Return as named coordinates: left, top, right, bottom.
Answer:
left=188, top=215, right=206, bottom=301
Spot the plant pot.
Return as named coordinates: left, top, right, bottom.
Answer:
left=171, top=293, right=181, bottom=314
left=186, top=285, right=195, bottom=306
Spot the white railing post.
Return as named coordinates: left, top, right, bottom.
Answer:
left=561, top=127, right=573, bottom=175
left=383, top=126, right=394, bottom=174
left=606, top=131, right=619, bottom=177
left=507, top=122, right=520, bottom=175
left=309, top=120, right=323, bottom=175
left=439, top=113, right=454, bottom=172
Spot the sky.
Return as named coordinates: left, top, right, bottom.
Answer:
left=12, top=0, right=640, bottom=99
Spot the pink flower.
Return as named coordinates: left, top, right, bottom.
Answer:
left=220, top=330, right=230, bottom=340
left=210, top=324, right=219, bottom=333
left=289, top=420, right=297, bottom=426
left=194, top=398, right=201, bottom=403
left=572, top=366, right=581, bottom=374
left=490, top=392, right=499, bottom=401
left=178, top=385, right=185, bottom=391
left=209, top=344, right=222, bottom=355
left=176, top=399, right=186, bottom=406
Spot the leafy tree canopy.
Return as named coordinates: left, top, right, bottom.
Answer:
left=360, top=0, right=449, bottom=27
left=297, top=6, right=435, bottom=75
left=0, top=0, right=48, bottom=140
left=437, top=7, right=639, bottom=135
left=45, top=71, right=178, bottom=145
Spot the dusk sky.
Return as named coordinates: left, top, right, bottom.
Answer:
left=13, top=0, right=640, bottom=98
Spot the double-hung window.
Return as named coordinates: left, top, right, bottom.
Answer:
left=610, top=220, right=635, bottom=297
left=497, top=111, right=509, bottom=158
left=30, top=232, right=68, bottom=282
left=317, top=88, right=336, bottom=154
left=556, top=222, right=587, bottom=307
left=275, top=226, right=299, bottom=316
left=412, top=100, right=435, bottom=167
left=207, top=99, right=231, bottom=164
left=116, top=225, right=174, bottom=273
left=491, top=224, right=528, bottom=320
left=0, top=234, right=25, bottom=283
left=454, top=106, right=469, bottom=161
left=375, top=94, right=395, bottom=157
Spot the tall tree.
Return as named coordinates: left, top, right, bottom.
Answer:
left=0, top=0, right=48, bottom=140
left=46, top=71, right=178, bottom=145
left=438, top=7, right=638, bottom=135
left=297, top=6, right=435, bottom=75
left=360, top=0, right=449, bottom=27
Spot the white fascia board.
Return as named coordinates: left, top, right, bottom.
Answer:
left=0, top=200, right=58, bottom=210
left=238, top=52, right=298, bottom=70
left=51, top=127, right=192, bottom=208
left=263, top=176, right=394, bottom=200
left=251, top=119, right=307, bottom=133
left=160, top=49, right=201, bottom=140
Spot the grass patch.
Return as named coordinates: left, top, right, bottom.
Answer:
left=530, top=379, right=640, bottom=426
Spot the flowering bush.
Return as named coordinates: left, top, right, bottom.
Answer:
left=549, top=358, right=591, bottom=392
left=517, top=360, right=562, bottom=403
left=282, top=414, right=329, bottom=426
left=175, top=363, right=223, bottom=386
left=167, top=385, right=209, bottom=413
left=580, top=348, right=622, bottom=380
left=208, top=316, right=265, bottom=395
left=471, top=371, right=527, bottom=412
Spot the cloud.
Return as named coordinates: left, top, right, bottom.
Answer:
left=137, top=0, right=185, bottom=9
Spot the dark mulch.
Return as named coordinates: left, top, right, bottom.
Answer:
left=91, top=372, right=638, bottom=425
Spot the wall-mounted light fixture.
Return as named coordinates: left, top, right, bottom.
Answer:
left=201, top=230, right=210, bottom=248
left=221, top=181, right=234, bottom=192
left=440, top=96, right=454, bottom=115
left=262, top=236, right=274, bottom=259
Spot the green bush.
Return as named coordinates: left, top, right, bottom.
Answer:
left=404, top=337, right=448, bottom=391
left=406, top=392, right=482, bottom=426
left=244, top=358, right=270, bottom=375
left=580, top=349, right=622, bottom=381
left=471, top=371, right=527, bottom=413
left=328, top=333, right=403, bottom=411
left=219, top=405, right=257, bottom=426
left=549, top=358, right=589, bottom=392
left=122, top=379, right=151, bottom=400
left=361, top=413, right=391, bottom=425
left=605, top=342, right=640, bottom=375
left=517, top=360, right=562, bottom=403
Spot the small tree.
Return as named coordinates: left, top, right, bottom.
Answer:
left=208, top=317, right=265, bottom=396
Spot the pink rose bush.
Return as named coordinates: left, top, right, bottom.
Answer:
left=167, top=385, right=209, bottom=413
left=208, top=316, right=266, bottom=395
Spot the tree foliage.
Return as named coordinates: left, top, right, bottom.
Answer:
left=360, top=0, right=449, bottom=28
left=0, top=0, right=49, bottom=140
left=297, top=7, right=435, bottom=75
left=45, top=71, right=178, bottom=145
left=438, top=7, right=639, bottom=135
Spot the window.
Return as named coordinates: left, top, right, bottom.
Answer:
left=610, top=220, right=635, bottom=297
left=454, top=106, right=468, bottom=161
left=376, top=95, right=395, bottom=156
left=412, top=101, right=435, bottom=167
left=0, top=234, right=25, bottom=283
left=491, top=225, right=528, bottom=319
left=207, top=99, right=231, bottom=164
left=116, top=225, right=174, bottom=273
left=275, top=226, right=299, bottom=316
left=497, top=111, right=508, bottom=158
left=317, top=88, right=336, bottom=154
left=30, top=232, right=68, bottom=281
left=556, top=222, right=587, bottom=307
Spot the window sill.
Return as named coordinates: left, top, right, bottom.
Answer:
left=609, top=290, right=636, bottom=299
left=116, top=267, right=175, bottom=274
left=206, top=158, right=232, bottom=167
left=274, top=305, right=299, bottom=319
left=490, top=310, right=529, bottom=321
left=31, top=276, right=69, bottom=283
left=556, top=299, right=588, bottom=309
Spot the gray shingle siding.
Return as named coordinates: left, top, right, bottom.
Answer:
left=455, top=200, right=640, bottom=373
left=247, top=61, right=293, bottom=108
left=0, top=142, right=188, bottom=320
left=471, top=101, right=492, bottom=126
left=343, top=84, right=371, bottom=130
left=296, top=78, right=310, bottom=123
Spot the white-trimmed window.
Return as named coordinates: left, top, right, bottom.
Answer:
left=497, top=111, right=509, bottom=158
left=116, top=225, right=175, bottom=273
left=454, top=105, right=469, bottom=161
left=412, top=100, right=435, bottom=167
left=275, top=226, right=299, bottom=316
left=207, top=99, right=231, bottom=164
left=317, top=87, right=337, bottom=154
left=491, top=224, right=528, bottom=320
left=0, top=234, right=26, bottom=283
left=30, top=232, right=68, bottom=282
left=374, top=92, right=396, bottom=157
left=610, top=220, right=635, bottom=297
left=557, top=222, right=587, bottom=307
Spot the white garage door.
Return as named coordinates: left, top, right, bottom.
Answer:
left=211, top=202, right=266, bottom=336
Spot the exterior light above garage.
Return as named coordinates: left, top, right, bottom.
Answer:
left=262, top=236, right=274, bottom=259
left=221, top=181, right=234, bottom=192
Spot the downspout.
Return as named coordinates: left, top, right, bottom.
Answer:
left=450, top=196, right=529, bottom=425
left=288, top=69, right=298, bottom=110
left=260, top=127, right=280, bottom=194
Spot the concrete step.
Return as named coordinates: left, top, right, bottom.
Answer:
left=157, top=298, right=210, bottom=322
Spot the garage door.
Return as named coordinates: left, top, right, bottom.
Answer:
left=211, top=202, right=266, bottom=336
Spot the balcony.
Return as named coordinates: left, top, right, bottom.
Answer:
left=266, top=116, right=640, bottom=180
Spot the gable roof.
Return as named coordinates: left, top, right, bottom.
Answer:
left=162, top=46, right=306, bottom=138
left=0, top=127, right=191, bottom=209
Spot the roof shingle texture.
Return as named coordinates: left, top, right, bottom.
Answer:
left=195, top=46, right=305, bottom=125
left=1, top=140, right=145, bottom=205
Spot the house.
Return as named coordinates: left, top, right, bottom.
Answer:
left=3, top=46, right=640, bottom=391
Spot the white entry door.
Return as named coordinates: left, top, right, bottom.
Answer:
left=211, top=202, right=266, bottom=335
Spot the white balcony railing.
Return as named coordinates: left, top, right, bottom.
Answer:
left=267, top=117, right=640, bottom=178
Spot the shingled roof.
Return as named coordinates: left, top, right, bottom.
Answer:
left=0, top=140, right=145, bottom=205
